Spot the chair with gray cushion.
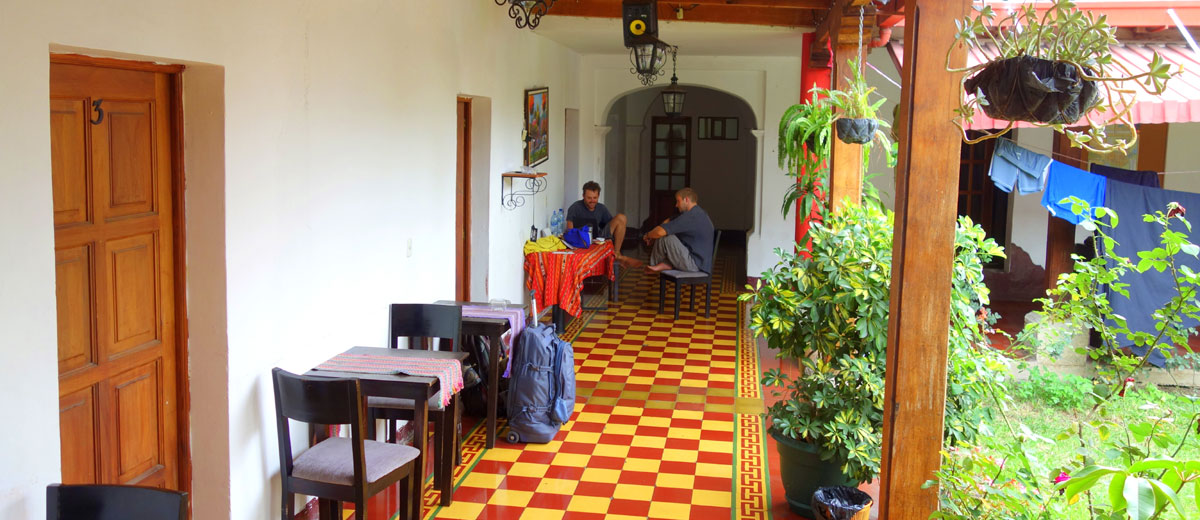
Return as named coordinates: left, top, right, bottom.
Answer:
left=273, top=368, right=423, bottom=520
left=47, top=484, right=187, bottom=520
left=658, top=230, right=721, bottom=319
left=368, top=303, right=462, bottom=506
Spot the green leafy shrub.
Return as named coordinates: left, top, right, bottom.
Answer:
left=743, top=199, right=1009, bottom=484
left=929, top=202, right=1200, bottom=520
left=1014, top=367, right=1095, bottom=411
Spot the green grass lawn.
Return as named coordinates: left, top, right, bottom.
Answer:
left=994, top=380, right=1200, bottom=519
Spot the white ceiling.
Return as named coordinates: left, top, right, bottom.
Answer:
left=534, top=16, right=811, bottom=57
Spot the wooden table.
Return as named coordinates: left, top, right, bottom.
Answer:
left=306, top=346, right=467, bottom=520
left=435, top=300, right=527, bottom=449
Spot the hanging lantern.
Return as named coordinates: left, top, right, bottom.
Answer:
left=496, top=0, right=557, bottom=30
left=661, top=49, right=685, bottom=116
left=630, top=38, right=670, bottom=85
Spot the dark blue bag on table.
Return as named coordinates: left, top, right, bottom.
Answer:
left=562, top=226, right=592, bottom=249
left=505, top=323, right=576, bottom=443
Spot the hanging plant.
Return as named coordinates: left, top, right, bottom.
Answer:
left=817, top=57, right=892, bottom=147
left=948, top=0, right=1180, bottom=154
left=777, top=100, right=835, bottom=219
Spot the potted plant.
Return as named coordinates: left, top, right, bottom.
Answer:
left=948, top=0, right=1179, bottom=153
left=743, top=198, right=1008, bottom=517
left=817, top=57, right=892, bottom=147
left=777, top=99, right=835, bottom=220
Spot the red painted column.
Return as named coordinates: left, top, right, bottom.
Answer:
left=795, top=32, right=832, bottom=251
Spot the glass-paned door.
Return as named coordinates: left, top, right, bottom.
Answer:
left=650, top=117, right=690, bottom=225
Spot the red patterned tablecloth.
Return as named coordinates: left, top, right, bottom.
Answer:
left=524, top=241, right=615, bottom=318
left=315, top=353, right=463, bottom=408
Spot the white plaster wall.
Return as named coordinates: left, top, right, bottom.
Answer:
left=1163, top=123, right=1200, bottom=192
left=0, top=2, right=579, bottom=519
left=578, top=53, right=802, bottom=277
left=864, top=49, right=902, bottom=207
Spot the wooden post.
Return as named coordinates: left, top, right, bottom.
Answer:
left=879, top=0, right=971, bottom=518
left=828, top=44, right=863, bottom=210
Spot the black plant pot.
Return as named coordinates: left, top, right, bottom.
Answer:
left=770, top=428, right=859, bottom=517
left=964, top=56, right=1100, bottom=125
left=835, top=118, right=878, bottom=145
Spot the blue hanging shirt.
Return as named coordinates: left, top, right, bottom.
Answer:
left=1042, top=161, right=1107, bottom=224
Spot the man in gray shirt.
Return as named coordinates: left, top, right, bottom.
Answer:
left=622, top=187, right=714, bottom=274
left=566, top=181, right=630, bottom=262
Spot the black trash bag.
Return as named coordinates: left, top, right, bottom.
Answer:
left=811, top=486, right=873, bottom=520
left=964, top=56, right=1100, bottom=125
left=835, top=118, right=878, bottom=145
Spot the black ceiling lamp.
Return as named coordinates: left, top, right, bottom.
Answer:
left=630, top=37, right=672, bottom=86
left=496, top=0, right=557, bottom=30
left=661, top=48, right=685, bottom=117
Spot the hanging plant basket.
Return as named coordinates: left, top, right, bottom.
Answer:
left=835, top=118, right=878, bottom=145
left=963, top=56, right=1100, bottom=125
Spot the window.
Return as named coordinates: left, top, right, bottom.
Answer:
left=959, top=132, right=1009, bottom=269
left=698, top=117, right=738, bottom=140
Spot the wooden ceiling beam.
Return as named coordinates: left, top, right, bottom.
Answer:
left=546, top=0, right=820, bottom=27
left=814, top=0, right=874, bottom=44
left=682, top=0, right=828, bottom=8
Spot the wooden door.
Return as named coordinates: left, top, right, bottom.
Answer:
left=649, top=117, right=690, bottom=225
left=51, top=59, right=181, bottom=488
left=455, top=98, right=472, bottom=301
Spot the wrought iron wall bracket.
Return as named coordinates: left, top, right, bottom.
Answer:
left=500, top=172, right=547, bottom=210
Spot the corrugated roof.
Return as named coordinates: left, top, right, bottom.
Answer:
left=887, top=41, right=1200, bottom=129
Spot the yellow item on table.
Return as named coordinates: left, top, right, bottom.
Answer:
left=523, top=235, right=568, bottom=255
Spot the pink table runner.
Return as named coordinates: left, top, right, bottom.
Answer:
left=315, top=352, right=463, bottom=408
left=461, top=305, right=527, bottom=378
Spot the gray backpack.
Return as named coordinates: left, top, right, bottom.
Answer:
left=504, top=324, right=575, bottom=443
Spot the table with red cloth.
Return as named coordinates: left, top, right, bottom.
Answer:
left=524, top=241, right=615, bottom=319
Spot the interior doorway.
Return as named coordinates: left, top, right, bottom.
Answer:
left=456, top=97, right=472, bottom=301
left=50, top=55, right=187, bottom=489
left=649, top=116, right=691, bottom=225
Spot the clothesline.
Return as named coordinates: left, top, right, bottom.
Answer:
left=997, top=137, right=1200, bottom=175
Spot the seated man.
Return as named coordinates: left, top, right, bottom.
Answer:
left=624, top=187, right=714, bottom=274
left=566, top=181, right=629, bottom=261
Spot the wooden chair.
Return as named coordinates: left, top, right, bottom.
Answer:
left=47, top=483, right=188, bottom=520
left=273, top=368, right=423, bottom=520
left=368, top=303, right=462, bottom=506
left=659, top=230, right=722, bottom=319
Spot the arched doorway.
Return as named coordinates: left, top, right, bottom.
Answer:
left=601, top=85, right=758, bottom=264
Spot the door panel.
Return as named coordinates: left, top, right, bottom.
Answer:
left=112, top=361, right=162, bottom=483
left=101, top=101, right=156, bottom=218
left=107, top=232, right=160, bottom=354
left=56, top=245, right=96, bottom=373
left=50, top=99, right=91, bottom=227
left=52, top=59, right=179, bottom=489
left=59, top=387, right=99, bottom=484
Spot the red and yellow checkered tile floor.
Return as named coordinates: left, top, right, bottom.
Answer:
left=418, top=251, right=775, bottom=520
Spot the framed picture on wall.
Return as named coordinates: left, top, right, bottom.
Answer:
left=524, top=87, right=549, bottom=167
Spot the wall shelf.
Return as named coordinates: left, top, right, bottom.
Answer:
left=500, top=172, right=547, bottom=210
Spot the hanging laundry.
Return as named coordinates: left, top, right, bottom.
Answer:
left=989, top=139, right=1053, bottom=194
left=1041, top=161, right=1106, bottom=224
left=1089, top=163, right=1160, bottom=188
left=1103, top=181, right=1200, bottom=367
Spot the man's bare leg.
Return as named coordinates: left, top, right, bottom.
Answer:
left=610, top=213, right=628, bottom=260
